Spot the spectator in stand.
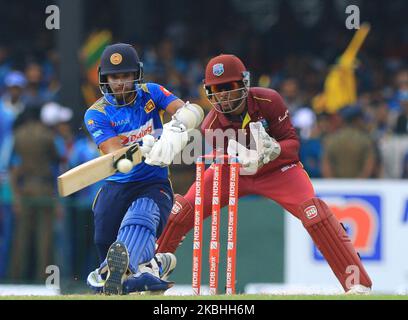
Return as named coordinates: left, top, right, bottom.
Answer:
left=9, top=105, right=59, bottom=282
left=0, top=71, right=27, bottom=278
left=0, top=45, right=12, bottom=93
left=322, top=106, right=376, bottom=178
left=280, top=78, right=305, bottom=114
left=40, top=102, right=75, bottom=174
left=66, top=132, right=101, bottom=280
left=402, top=151, right=408, bottom=179
left=394, top=94, right=408, bottom=135
left=388, top=69, right=408, bottom=113
left=297, top=111, right=325, bottom=178
left=23, top=62, right=55, bottom=106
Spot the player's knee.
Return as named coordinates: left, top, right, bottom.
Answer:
left=121, top=197, right=160, bottom=234
left=156, top=194, right=194, bottom=253
left=298, top=197, right=333, bottom=227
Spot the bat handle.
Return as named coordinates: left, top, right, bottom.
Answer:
left=113, top=144, right=140, bottom=169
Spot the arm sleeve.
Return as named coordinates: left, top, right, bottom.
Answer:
left=84, top=109, right=117, bottom=146
left=277, top=139, right=300, bottom=161
left=148, top=83, right=179, bottom=110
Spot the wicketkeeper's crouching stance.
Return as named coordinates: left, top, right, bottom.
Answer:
left=84, top=43, right=204, bottom=294
left=156, top=54, right=372, bottom=294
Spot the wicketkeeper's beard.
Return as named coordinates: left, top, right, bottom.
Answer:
left=207, top=86, right=248, bottom=114
left=213, top=92, right=247, bottom=114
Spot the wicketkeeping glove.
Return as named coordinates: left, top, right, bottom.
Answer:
left=227, top=121, right=281, bottom=174
left=249, top=121, right=281, bottom=165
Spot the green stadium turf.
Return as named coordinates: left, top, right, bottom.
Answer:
left=0, top=294, right=407, bottom=300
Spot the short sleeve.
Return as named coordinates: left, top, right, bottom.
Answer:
left=260, top=90, right=297, bottom=141
left=84, top=109, right=117, bottom=146
left=147, top=83, right=179, bottom=110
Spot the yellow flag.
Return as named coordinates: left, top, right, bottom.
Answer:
left=313, top=23, right=370, bottom=114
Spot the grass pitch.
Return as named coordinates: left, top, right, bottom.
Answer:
left=0, top=294, right=407, bottom=300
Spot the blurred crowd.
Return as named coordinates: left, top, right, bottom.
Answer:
left=1, top=25, right=408, bottom=284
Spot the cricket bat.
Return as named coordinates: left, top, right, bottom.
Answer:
left=57, top=143, right=142, bottom=197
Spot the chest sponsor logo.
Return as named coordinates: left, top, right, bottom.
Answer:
left=144, top=99, right=156, bottom=113
left=117, top=119, right=154, bottom=145
left=110, top=119, right=130, bottom=127
left=314, top=194, right=382, bottom=261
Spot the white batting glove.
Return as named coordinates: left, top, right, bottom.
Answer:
left=139, top=135, right=155, bottom=156
left=144, top=121, right=189, bottom=167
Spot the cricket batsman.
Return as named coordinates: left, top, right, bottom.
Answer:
left=84, top=43, right=204, bottom=294
left=156, top=54, right=372, bottom=294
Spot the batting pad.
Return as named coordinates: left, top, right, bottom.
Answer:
left=299, top=197, right=372, bottom=291
left=117, top=197, right=160, bottom=272
left=156, top=194, right=194, bottom=253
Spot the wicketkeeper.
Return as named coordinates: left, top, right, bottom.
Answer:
left=156, top=54, right=372, bottom=294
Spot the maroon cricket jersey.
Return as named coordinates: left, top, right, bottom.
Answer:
left=201, top=87, right=300, bottom=175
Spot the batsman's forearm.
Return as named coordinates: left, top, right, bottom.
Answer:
left=277, top=139, right=300, bottom=161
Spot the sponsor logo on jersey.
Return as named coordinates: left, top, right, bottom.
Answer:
left=117, top=119, right=154, bottom=145
left=314, top=194, right=382, bottom=261
left=110, top=53, right=122, bottom=65
left=281, top=163, right=297, bottom=172
left=213, top=63, right=224, bottom=77
left=304, top=205, right=318, bottom=219
left=110, top=119, right=130, bottom=127
left=144, top=99, right=156, bottom=113
left=278, top=110, right=289, bottom=123
left=92, top=129, right=103, bottom=138
left=159, top=86, right=172, bottom=97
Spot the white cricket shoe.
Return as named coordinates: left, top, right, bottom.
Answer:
left=155, top=252, right=177, bottom=280
left=87, top=268, right=105, bottom=293
left=345, top=285, right=371, bottom=295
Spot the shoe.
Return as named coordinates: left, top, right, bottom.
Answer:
left=345, top=285, right=371, bottom=295
left=103, top=241, right=129, bottom=295
left=87, top=268, right=105, bottom=293
left=123, top=272, right=174, bottom=294
left=155, top=252, right=177, bottom=280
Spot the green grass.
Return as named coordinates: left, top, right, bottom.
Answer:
left=0, top=294, right=407, bottom=300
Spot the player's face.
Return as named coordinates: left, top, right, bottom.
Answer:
left=107, top=72, right=136, bottom=102
left=206, top=81, right=248, bottom=114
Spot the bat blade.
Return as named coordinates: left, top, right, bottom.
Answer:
left=57, top=144, right=142, bottom=197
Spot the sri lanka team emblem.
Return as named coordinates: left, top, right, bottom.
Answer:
left=213, top=63, right=224, bottom=76
left=110, top=53, right=122, bottom=65
left=144, top=99, right=156, bottom=113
